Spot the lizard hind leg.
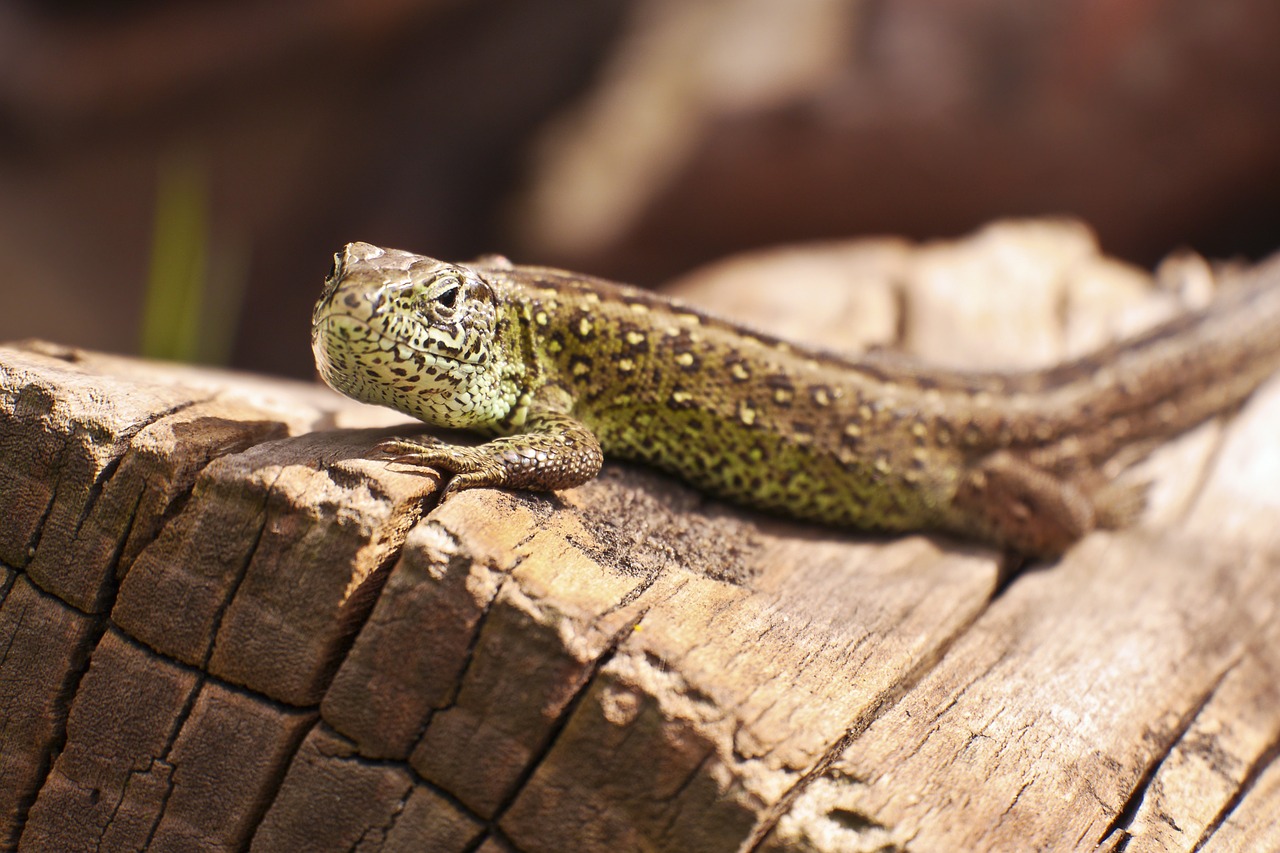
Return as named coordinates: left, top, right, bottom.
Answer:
left=1086, top=473, right=1150, bottom=530
left=948, top=451, right=1103, bottom=558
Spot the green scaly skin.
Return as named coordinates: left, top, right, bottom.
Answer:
left=312, top=242, right=1280, bottom=556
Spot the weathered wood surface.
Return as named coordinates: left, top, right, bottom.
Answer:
left=1, top=221, right=1278, bottom=852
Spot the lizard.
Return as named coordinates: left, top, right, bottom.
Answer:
left=311, top=241, right=1280, bottom=557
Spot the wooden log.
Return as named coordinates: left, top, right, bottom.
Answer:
left=1, top=221, right=1277, bottom=852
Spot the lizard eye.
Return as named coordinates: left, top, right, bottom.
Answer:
left=435, top=283, right=459, bottom=309
left=423, top=276, right=461, bottom=315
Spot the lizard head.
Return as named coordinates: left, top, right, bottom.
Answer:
left=312, top=242, right=518, bottom=429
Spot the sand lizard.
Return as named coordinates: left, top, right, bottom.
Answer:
left=311, top=242, right=1280, bottom=557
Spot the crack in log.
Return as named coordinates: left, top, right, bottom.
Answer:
left=1192, top=696, right=1280, bottom=851
left=998, top=776, right=1035, bottom=820
left=0, top=586, right=26, bottom=672
left=76, top=630, right=198, bottom=852
left=656, top=748, right=716, bottom=844
left=69, top=398, right=206, bottom=543
left=255, top=723, right=491, bottom=851
left=95, top=766, right=141, bottom=851
left=6, top=582, right=103, bottom=847
left=335, top=487, right=430, bottom=623
left=111, top=418, right=270, bottom=588
left=364, top=782, right=414, bottom=852
left=78, top=583, right=333, bottom=704
left=478, top=608, right=649, bottom=845
left=12, top=537, right=327, bottom=845
left=232, top=715, right=321, bottom=847
left=0, top=585, right=44, bottom=844
left=601, top=556, right=664, bottom=617
left=23, top=473, right=59, bottom=572
left=461, top=819, right=520, bottom=853
left=1100, top=648, right=1246, bottom=850
left=413, top=564, right=508, bottom=740
left=70, top=446, right=125, bottom=544
left=136, top=627, right=208, bottom=848
left=80, top=486, right=147, bottom=616
left=138, top=760, right=179, bottom=851
left=201, top=469, right=279, bottom=670
left=742, top=584, right=996, bottom=852
left=16, top=450, right=450, bottom=846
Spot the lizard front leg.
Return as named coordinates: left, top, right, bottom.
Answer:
left=377, top=408, right=604, bottom=502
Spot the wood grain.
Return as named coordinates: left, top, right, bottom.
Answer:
left=1, top=222, right=1276, bottom=851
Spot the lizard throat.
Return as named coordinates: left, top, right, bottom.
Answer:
left=312, top=312, right=512, bottom=430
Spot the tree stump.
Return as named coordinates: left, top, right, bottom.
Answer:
left=2, top=221, right=1278, bottom=852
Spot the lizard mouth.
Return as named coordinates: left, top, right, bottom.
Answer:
left=312, top=312, right=416, bottom=366
left=312, top=309, right=479, bottom=368
left=310, top=311, right=479, bottom=397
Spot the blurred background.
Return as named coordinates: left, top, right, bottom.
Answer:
left=2, top=0, right=1278, bottom=378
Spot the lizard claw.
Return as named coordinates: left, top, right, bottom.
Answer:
left=374, top=436, right=453, bottom=468
left=375, top=436, right=442, bottom=455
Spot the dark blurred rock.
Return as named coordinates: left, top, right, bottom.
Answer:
left=511, top=0, right=1280, bottom=281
